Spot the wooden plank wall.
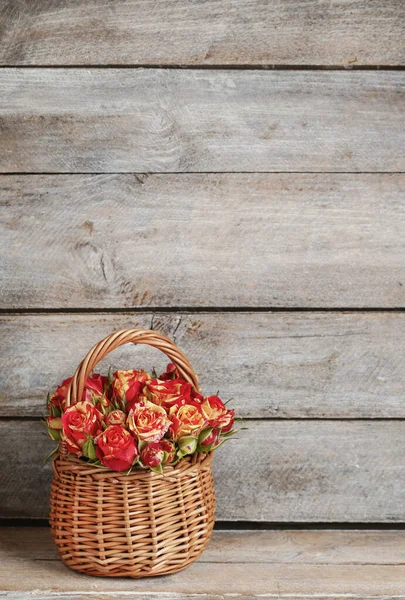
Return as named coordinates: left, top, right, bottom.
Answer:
left=0, top=0, right=404, bottom=523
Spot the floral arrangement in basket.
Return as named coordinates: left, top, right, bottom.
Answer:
left=45, top=362, right=236, bottom=473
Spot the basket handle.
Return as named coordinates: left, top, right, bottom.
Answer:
left=66, top=328, right=199, bottom=407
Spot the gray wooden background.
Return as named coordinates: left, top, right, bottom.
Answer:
left=0, top=0, right=404, bottom=523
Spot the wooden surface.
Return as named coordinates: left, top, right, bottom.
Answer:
left=1, top=173, right=405, bottom=308
left=1, top=70, right=404, bottom=173
left=1, top=527, right=405, bottom=598
left=2, top=419, right=405, bottom=522
left=2, top=311, right=405, bottom=419
left=1, top=1, right=404, bottom=66
left=1, top=0, right=405, bottom=536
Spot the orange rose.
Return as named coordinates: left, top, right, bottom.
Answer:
left=61, top=401, right=103, bottom=456
left=147, top=379, right=192, bottom=408
left=112, top=370, right=150, bottom=410
left=201, top=396, right=233, bottom=430
left=105, top=409, right=127, bottom=427
left=168, top=401, right=206, bottom=440
left=127, top=400, right=171, bottom=442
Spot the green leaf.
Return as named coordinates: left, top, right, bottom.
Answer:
left=47, top=428, right=61, bottom=441
left=42, top=446, right=58, bottom=467
left=82, top=436, right=97, bottom=460
left=150, top=464, right=163, bottom=475
left=50, top=403, right=61, bottom=417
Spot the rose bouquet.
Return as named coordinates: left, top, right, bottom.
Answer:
left=45, top=363, right=235, bottom=474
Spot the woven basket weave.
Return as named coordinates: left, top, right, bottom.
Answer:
left=49, top=328, right=216, bottom=578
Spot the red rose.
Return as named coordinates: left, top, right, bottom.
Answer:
left=201, top=396, right=233, bottom=430
left=95, top=425, right=138, bottom=472
left=127, top=400, right=171, bottom=442
left=61, top=401, right=103, bottom=456
left=147, top=379, right=192, bottom=408
left=82, top=374, right=111, bottom=407
left=112, top=370, right=150, bottom=410
left=168, top=401, right=206, bottom=440
left=105, top=409, right=127, bottom=427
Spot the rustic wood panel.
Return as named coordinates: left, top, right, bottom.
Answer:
left=5, top=527, right=405, bottom=565
left=2, top=420, right=405, bottom=522
left=2, top=311, right=405, bottom=419
left=1, top=1, right=404, bottom=66
left=1, top=529, right=405, bottom=598
left=2, top=174, right=405, bottom=308
left=1, top=70, right=404, bottom=173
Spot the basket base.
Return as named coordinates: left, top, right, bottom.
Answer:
left=50, top=452, right=216, bottom=578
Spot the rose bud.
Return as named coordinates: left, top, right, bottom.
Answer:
left=61, top=400, right=103, bottom=457
left=112, top=370, right=150, bottom=410
left=127, top=400, right=171, bottom=443
left=177, top=435, right=198, bottom=457
left=47, top=416, right=62, bottom=440
left=105, top=409, right=127, bottom=427
left=159, top=439, right=176, bottom=465
left=158, top=362, right=180, bottom=381
left=140, top=442, right=165, bottom=468
left=95, top=425, right=138, bottom=472
left=198, top=427, right=219, bottom=452
left=168, top=401, right=206, bottom=440
left=48, top=377, right=72, bottom=413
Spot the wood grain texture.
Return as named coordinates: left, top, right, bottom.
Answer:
left=2, top=420, right=405, bottom=522
left=5, top=526, right=405, bottom=565
left=0, top=1, right=404, bottom=66
left=2, top=311, right=405, bottom=418
left=2, top=174, right=405, bottom=308
left=1, top=529, right=405, bottom=598
left=1, top=70, right=404, bottom=173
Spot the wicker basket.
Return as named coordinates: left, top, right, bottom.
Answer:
left=49, top=328, right=216, bottom=578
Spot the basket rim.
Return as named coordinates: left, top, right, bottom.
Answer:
left=52, top=450, right=214, bottom=481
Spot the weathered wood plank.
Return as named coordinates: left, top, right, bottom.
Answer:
left=2, top=311, right=405, bottom=419
left=2, top=174, right=405, bottom=308
left=1, top=529, right=405, bottom=597
left=2, top=420, right=405, bottom=522
left=5, top=527, right=405, bottom=565
left=0, top=1, right=404, bottom=66
left=1, top=70, right=404, bottom=173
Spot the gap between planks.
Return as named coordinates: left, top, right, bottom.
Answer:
left=1, top=65, right=405, bottom=70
